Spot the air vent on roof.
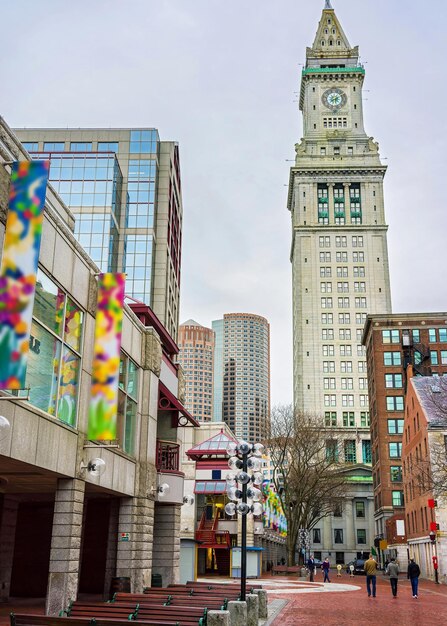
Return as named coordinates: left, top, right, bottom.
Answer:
left=431, top=385, right=441, bottom=393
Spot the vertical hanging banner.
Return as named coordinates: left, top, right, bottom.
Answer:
left=0, top=161, right=49, bottom=389
left=88, top=273, right=125, bottom=441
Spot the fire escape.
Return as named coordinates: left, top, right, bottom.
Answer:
left=402, top=330, right=432, bottom=386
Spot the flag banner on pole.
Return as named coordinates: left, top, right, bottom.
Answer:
left=88, top=273, right=125, bottom=441
left=0, top=161, right=49, bottom=389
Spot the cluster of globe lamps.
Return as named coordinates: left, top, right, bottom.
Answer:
left=225, top=440, right=265, bottom=517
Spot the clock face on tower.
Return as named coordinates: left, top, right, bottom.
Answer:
left=322, top=88, right=347, bottom=112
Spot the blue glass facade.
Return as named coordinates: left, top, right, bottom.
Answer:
left=45, top=153, right=122, bottom=272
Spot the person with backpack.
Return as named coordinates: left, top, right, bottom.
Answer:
left=407, top=558, right=421, bottom=598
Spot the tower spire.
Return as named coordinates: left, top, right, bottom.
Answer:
left=324, top=0, right=333, bottom=9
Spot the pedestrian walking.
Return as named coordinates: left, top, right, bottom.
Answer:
left=307, top=554, right=316, bottom=582
left=336, top=563, right=342, bottom=577
left=386, top=557, right=399, bottom=598
left=364, top=553, right=379, bottom=597
left=322, top=557, right=331, bottom=583
left=407, top=558, right=421, bottom=598
left=349, top=563, right=355, bottom=577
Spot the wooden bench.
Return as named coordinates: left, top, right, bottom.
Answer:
left=134, top=606, right=206, bottom=625
left=10, top=615, right=177, bottom=626
left=66, top=602, right=137, bottom=620
left=114, top=592, right=230, bottom=610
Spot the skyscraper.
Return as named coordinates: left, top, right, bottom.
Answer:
left=212, top=313, right=270, bottom=442
left=14, top=128, right=182, bottom=340
left=287, top=3, right=391, bottom=560
left=178, top=320, right=215, bottom=422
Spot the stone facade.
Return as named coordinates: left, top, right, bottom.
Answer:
left=0, top=117, right=189, bottom=611
left=288, top=4, right=391, bottom=560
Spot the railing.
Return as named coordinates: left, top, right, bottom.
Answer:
left=156, top=439, right=180, bottom=472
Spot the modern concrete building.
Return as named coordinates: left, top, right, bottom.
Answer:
left=177, top=320, right=215, bottom=422
left=403, top=375, right=447, bottom=583
left=212, top=313, right=270, bottom=442
left=14, top=128, right=182, bottom=342
left=362, top=313, right=447, bottom=563
left=287, top=3, right=391, bottom=560
left=0, top=117, right=197, bottom=612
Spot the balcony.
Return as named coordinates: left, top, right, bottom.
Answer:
left=156, top=439, right=180, bottom=472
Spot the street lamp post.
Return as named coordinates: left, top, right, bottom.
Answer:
left=225, top=440, right=264, bottom=602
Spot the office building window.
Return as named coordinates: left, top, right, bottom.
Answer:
left=360, top=412, right=370, bottom=427
left=355, top=501, right=365, bottom=518
left=431, top=351, right=439, bottom=365
left=389, top=442, right=402, bottom=458
left=70, top=142, right=92, bottom=151
left=343, top=412, right=355, bottom=427
left=326, top=440, right=339, bottom=462
left=388, top=419, right=404, bottom=434
left=344, top=440, right=356, bottom=463
left=385, top=373, right=403, bottom=388
left=118, top=354, right=139, bottom=456
left=362, top=440, right=372, bottom=463
left=429, top=329, right=437, bottom=343
left=357, top=529, right=367, bottom=544
left=334, top=529, right=343, bottom=544
left=382, top=330, right=400, bottom=344
left=43, top=142, right=65, bottom=151
left=439, top=328, right=447, bottom=342
left=384, top=352, right=401, bottom=366
left=386, top=396, right=404, bottom=411
left=392, top=491, right=404, bottom=507
left=313, top=528, right=321, bottom=543
left=22, top=142, right=39, bottom=151
left=129, top=129, right=158, bottom=153
left=25, top=269, right=84, bottom=428
left=390, top=466, right=402, bottom=482
left=97, top=142, right=119, bottom=152
left=325, top=412, right=337, bottom=427
left=441, top=350, right=447, bottom=365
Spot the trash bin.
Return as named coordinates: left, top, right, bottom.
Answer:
left=151, top=573, right=163, bottom=588
left=300, top=567, right=307, bottom=579
left=110, top=576, right=131, bottom=599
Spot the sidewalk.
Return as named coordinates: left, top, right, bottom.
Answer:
left=265, top=572, right=447, bottom=626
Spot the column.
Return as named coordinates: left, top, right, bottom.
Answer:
left=328, top=183, right=334, bottom=224
left=0, top=496, right=19, bottom=602
left=117, top=496, right=154, bottom=592
left=152, top=504, right=181, bottom=586
left=46, top=478, right=85, bottom=616
left=343, top=183, right=350, bottom=224
left=345, top=498, right=355, bottom=559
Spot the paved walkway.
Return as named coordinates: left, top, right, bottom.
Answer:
left=262, top=572, right=447, bottom=626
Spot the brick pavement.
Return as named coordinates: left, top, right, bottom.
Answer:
left=266, top=572, right=447, bottom=626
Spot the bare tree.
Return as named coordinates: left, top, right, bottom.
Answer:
left=264, top=404, right=348, bottom=566
left=407, top=378, right=447, bottom=497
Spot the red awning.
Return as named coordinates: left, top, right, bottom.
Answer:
left=158, top=381, right=200, bottom=427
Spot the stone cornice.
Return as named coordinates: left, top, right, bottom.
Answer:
left=293, top=224, right=389, bottom=233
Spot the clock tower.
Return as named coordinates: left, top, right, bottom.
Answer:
left=288, top=2, right=392, bottom=560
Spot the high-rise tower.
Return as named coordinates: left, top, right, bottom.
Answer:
left=178, top=320, right=215, bottom=422
left=287, top=3, right=392, bottom=561
left=212, top=313, right=270, bottom=442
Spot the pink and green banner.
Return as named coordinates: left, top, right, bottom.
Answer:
left=88, top=273, right=126, bottom=441
left=0, top=161, right=49, bottom=389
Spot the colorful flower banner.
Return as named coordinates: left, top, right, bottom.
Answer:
left=0, top=161, right=49, bottom=389
left=88, top=273, right=125, bottom=441
left=262, top=481, right=287, bottom=536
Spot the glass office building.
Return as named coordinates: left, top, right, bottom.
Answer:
left=18, top=128, right=182, bottom=340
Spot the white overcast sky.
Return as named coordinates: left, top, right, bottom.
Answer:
left=2, top=0, right=446, bottom=406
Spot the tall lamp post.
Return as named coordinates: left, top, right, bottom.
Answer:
left=225, top=441, right=264, bottom=601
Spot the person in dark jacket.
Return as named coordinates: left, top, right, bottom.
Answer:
left=322, top=557, right=331, bottom=583
left=307, top=554, right=316, bottom=582
left=407, top=558, right=421, bottom=598
left=386, top=558, right=399, bottom=597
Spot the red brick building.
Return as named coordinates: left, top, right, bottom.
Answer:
left=403, top=375, right=447, bottom=583
left=362, top=313, right=447, bottom=563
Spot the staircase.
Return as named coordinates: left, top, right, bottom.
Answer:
left=196, top=510, right=231, bottom=548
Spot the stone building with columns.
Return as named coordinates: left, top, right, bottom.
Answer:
left=287, top=1, right=391, bottom=561
left=0, top=117, right=197, bottom=613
